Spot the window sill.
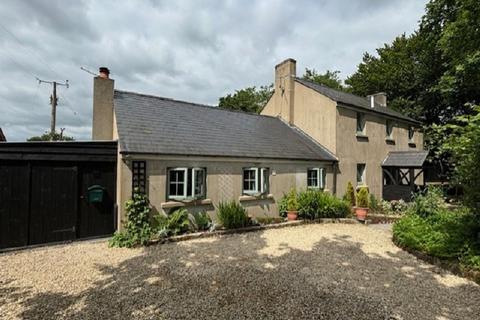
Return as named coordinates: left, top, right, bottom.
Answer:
left=239, top=194, right=274, bottom=202
left=161, top=198, right=212, bottom=209
left=355, top=133, right=368, bottom=140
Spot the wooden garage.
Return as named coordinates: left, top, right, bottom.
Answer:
left=0, top=141, right=117, bottom=250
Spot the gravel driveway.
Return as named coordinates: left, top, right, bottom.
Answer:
left=1, top=224, right=479, bottom=320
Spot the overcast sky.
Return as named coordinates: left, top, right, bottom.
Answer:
left=0, top=0, right=427, bottom=141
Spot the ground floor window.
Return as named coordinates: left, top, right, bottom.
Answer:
left=243, top=167, right=269, bottom=195
left=357, top=163, right=366, bottom=185
left=132, top=161, right=146, bottom=194
left=167, top=167, right=206, bottom=200
left=307, top=168, right=326, bottom=189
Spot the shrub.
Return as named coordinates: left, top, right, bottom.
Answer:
left=191, top=211, right=212, bottom=231
left=255, top=216, right=285, bottom=225
left=393, top=188, right=480, bottom=271
left=356, top=187, right=369, bottom=208
left=297, top=189, right=350, bottom=219
left=409, top=187, right=446, bottom=218
left=217, top=201, right=250, bottom=229
left=109, top=190, right=153, bottom=248
left=286, top=188, right=298, bottom=211
left=155, top=208, right=191, bottom=237
left=369, top=194, right=379, bottom=211
left=344, top=182, right=356, bottom=207
left=278, top=193, right=288, bottom=217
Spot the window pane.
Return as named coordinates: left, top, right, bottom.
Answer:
left=357, top=164, right=365, bottom=184
left=187, top=169, right=192, bottom=197
left=132, top=161, right=146, bottom=194
left=261, top=168, right=269, bottom=193
left=194, top=169, right=205, bottom=197
left=356, top=113, right=365, bottom=133
left=307, top=169, right=318, bottom=187
left=243, top=168, right=257, bottom=192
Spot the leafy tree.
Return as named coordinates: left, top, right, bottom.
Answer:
left=218, top=84, right=273, bottom=113
left=27, top=130, right=74, bottom=141
left=432, top=105, right=480, bottom=211
left=346, top=0, right=480, bottom=176
left=302, top=68, right=348, bottom=92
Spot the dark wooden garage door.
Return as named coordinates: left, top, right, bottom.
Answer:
left=0, top=141, right=117, bottom=250
left=29, top=165, right=78, bottom=245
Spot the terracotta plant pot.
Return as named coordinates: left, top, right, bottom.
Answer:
left=355, top=207, right=369, bottom=221
left=287, top=211, right=298, bottom=221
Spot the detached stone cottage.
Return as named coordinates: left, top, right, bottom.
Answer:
left=92, top=59, right=425, bottom=227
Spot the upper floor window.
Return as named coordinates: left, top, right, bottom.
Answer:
left=243, top=167, right=269, bottom=195
left=408, top=126, right=415, bottom=141
left=132, top=161, right=146, bottom=194
left=386, top=120, right=394, bottom=139
left=167, top=167, right=206, bottom=200
left=356, top=112, right=366, bottom=134
left=357, top=163, right=366, bottom=185
left=307, top=168, right=326, bottom=190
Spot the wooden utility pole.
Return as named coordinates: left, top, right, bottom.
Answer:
left=36, top=78, right=69, bottom=135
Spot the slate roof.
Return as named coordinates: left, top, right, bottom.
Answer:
left=295, top=78, right=420, bottom=125
left=113, top=90, right=337, bottom=161
left=382, top=151, right=429, bottom=167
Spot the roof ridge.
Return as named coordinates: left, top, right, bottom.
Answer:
left=114, top=89, right=279, bottom=120
left=295, top=77, right=369, bottom=102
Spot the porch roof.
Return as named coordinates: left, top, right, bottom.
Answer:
left=382, top=151, right=428, bottom=168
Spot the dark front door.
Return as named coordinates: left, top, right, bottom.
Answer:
left=78, top=162, right=116, bottom=238
left=29, top=165, right=78, bottom=245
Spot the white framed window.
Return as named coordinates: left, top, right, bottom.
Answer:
left=386, top=120, right=394, bottom=138
left=307, top=168, right=326, bottom=189
left=243, top=167, right=269, bottom=195
left=357, top=163, right=366, bottom=185
left=167, top=167, right=206, bottom=200
left=356, top=112, right=366, bottom=134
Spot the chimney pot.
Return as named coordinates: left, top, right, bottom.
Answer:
left=367, top=92, right=387, bottom=108
left=98, top=67, right=110, bottom=79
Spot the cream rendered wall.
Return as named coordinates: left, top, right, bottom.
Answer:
left=116, top=155, right=334, bottom=225
left=292, top=82, right=337, bottom=154
left=335, top=106, right=424, bottom=198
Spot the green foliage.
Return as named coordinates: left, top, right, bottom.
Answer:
left=393, top=189, right=480, bottom=271
left=369, top=194, right=379, bottom=211
left=277, top=193, right=288, bottom=217
left=286, top=188, right=298, bottom=211
left=109, top=190, right=152, bottom=248
left=255, top=216, right=285, bottom=225
left=297, top=189, right=350, bottom=220
left=432, top=106, right=480, bottom=211
left=356, top=187, right=369, bottom=208
left=217, top=201, right=251, bottom=229
left=344, top=182, right=356, bottom=207
left=218, top=84, right=273, bottom=113
left=27, top=130, right=74, bottom=141
left=191, top=211, right=212, bottom=231
left=410, top=187, right=446, bottom=218
left=302, top=68, right=349, bottom=92
left=155, top=208, right=191, bottom=237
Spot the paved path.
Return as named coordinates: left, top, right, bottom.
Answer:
left=1, top=224, right=479, bottom=319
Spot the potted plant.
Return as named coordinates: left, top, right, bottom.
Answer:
left=355, top=187, right=369, bottom=221
left=286, top=188, right=298, bottom=221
